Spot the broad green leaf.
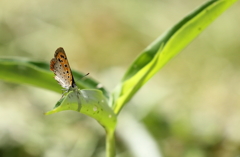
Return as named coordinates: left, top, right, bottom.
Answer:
left=0, top=58, right=109, bottom=98
left=112, top=0, right=238, bottom=114
left=45, top=89, right=117, bottom=129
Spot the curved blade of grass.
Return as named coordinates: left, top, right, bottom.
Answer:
left=112, top=0, right=238, bottom=114
left=0, top=58, right=109, bottom=97
left=45, top=89, right=117, bottom=129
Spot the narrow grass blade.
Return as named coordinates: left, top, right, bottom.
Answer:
left=112, top=0, right=238, bottom=114
left=0, top=58, right=109, bottom=97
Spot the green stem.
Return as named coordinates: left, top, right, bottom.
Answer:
left=106, top=128, right=116, bottom=157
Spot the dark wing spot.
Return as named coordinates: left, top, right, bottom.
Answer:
left=63, top=72, right=65, bottom=74
left=60, top=55, right=65, bottom=58
left=66, top=71, right=69, bottom=73
left=58, top=59, right=63, bottom=62
left=68, top=76, right=70, bottom=78
left=65, top=65, right=67, bottom=67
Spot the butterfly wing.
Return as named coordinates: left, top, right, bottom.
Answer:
left=50, top=47, right=76, bottom=89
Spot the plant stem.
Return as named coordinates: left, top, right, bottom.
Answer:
left=106, top=128, right=115, bottom=157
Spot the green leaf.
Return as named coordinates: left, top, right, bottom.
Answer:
left=0, top=58, right=109, bottom=98
left=112, top=0, right=239, bottom=114
left=45, top=89, right=117, bottom=129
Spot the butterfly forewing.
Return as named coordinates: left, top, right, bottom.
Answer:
left=50, top=47, right=76, bottom=90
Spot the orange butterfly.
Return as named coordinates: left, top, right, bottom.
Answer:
left=50, top=47, right=78, bottom=91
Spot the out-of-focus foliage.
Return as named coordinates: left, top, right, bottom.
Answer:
left=0, top=0, right=240, bottom=157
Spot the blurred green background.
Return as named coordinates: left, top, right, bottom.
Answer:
left=0, top=0, right=240, bottom=157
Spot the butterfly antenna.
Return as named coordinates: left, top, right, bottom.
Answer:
left=75, top=73, right=90, bottom=82
left=82, top=73, right=90, bottom=80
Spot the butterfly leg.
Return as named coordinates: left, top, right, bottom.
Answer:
left=61, top=88, right=73, bottom=98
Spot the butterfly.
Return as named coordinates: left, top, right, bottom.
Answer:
left=50, top=47, right=81, bottom=111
